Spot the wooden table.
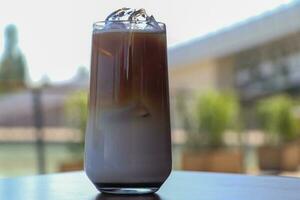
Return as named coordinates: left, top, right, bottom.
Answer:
left=0, top=171, right=300, bottom=200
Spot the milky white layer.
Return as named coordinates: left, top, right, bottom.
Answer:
left=84, top=105, right=171, bottom=184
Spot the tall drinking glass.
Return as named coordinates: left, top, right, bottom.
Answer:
left=84, top=20, right=172, bottom=194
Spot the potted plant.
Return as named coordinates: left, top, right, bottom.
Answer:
left=59, top=90, right=88, bottom=172
left=180, top=91, right=243, bottom=173
left=256, top=95, right=299, bottom=171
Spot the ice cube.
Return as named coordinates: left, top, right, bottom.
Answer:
left=133, top=102, right=151, bottom=118
left=145, top=15, right=162, bottom=31
left=105, top=8, right=136, bottom=21
left=104, top=8, right=162, bottom=32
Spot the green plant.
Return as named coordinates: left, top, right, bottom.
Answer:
left=195, top=91, right=239, bottom=148
left=256, top=95, right=298, bottom=145
left=175, top=91, right=194, bottom=132
left=293, top=98, right=300, bottom=138
left=64, top=90, right=88, bottom=159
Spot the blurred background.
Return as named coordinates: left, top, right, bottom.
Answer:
left=1, top=0, right=300, bottom=178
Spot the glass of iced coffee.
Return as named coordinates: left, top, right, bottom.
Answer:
left=84, top=8, right=171, bottom=194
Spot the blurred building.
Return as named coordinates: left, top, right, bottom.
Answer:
left=168, top=2, right=300, bottom=103
left=0, top=81, right=88, bottom=128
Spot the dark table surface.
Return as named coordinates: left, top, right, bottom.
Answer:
left=0, top=171, right=300, bottom=200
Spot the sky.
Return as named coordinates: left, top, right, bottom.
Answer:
left=0, top=0, right=295, bottom=83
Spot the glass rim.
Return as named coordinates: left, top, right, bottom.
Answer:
left=93, top=20, right=165, bottom=29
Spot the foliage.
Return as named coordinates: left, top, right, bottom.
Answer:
left=256, top=95, right=298, bottom=145
left=64, top=90, right=88, bottom=159
left=175, top=91, right=194, bottom=132
left=177, top=90, right=240, bottom=150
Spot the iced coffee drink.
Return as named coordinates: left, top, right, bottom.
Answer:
left=84, top=8, right=171, bottom=194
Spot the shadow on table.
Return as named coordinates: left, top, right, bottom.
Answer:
left=95, top=193, right=162, bottom=200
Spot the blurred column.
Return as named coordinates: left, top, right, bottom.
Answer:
left=31, top=88, right=46, bottom=174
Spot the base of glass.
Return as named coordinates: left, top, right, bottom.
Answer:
left=99, top=187, right=158, bottom=194
left=94, top=182, right=161, bottom=195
